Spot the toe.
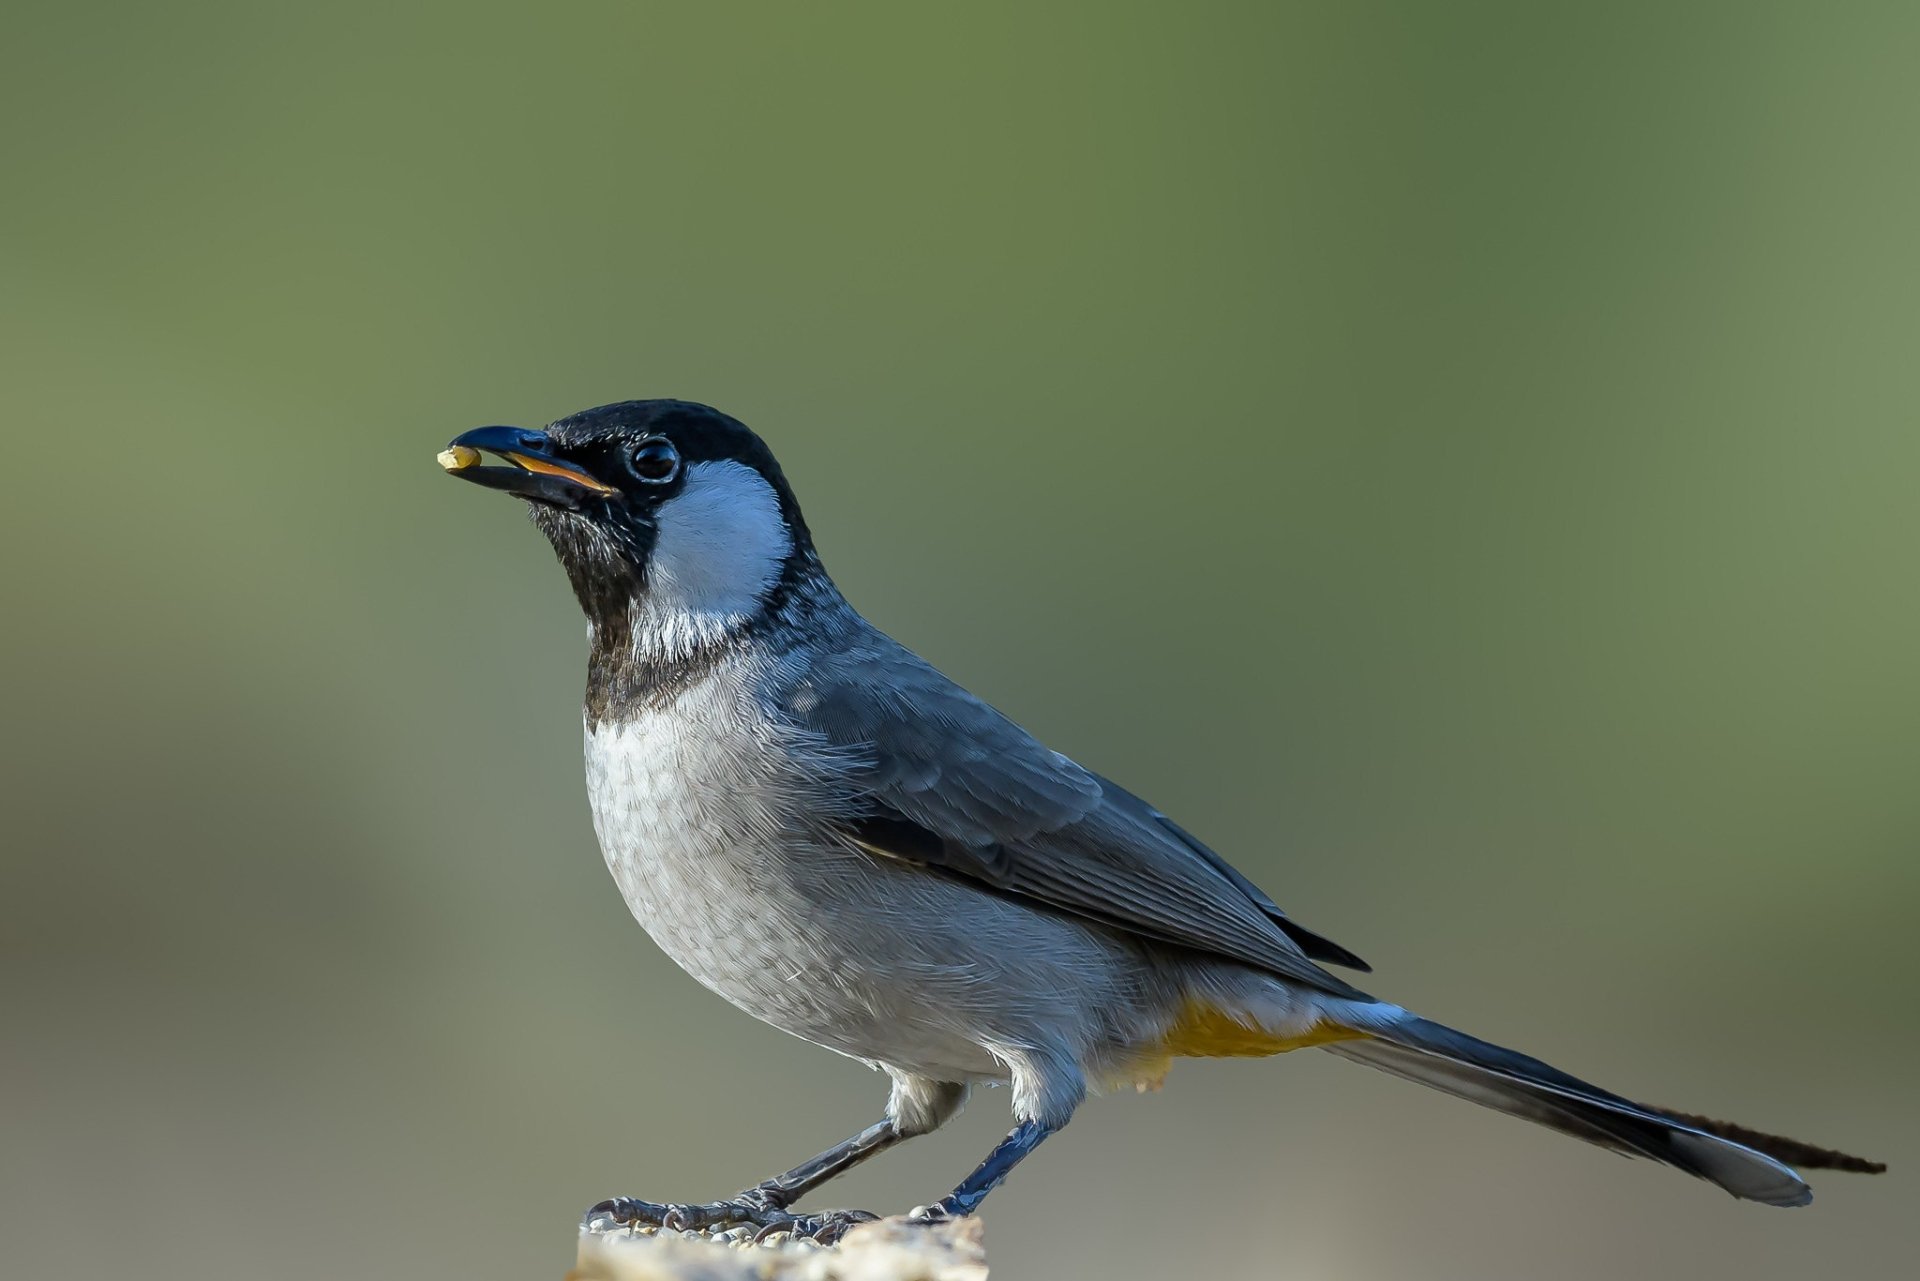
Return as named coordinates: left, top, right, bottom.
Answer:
left=584, top=1196, right=658, bottom=1229
left=733, top=1186, right=787, bottom=1216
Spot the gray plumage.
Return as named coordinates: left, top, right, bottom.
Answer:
left=440, top=399, right=1881, bottom=1230
left=783, top=601, right=1374, bottom=1001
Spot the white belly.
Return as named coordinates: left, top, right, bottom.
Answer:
left=581, top=683, right=1007, bottom=1079
left=579, top=664, right=1175, bottom=1093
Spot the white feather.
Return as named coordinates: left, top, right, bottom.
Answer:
left=628, top=460, right=791, bottom=660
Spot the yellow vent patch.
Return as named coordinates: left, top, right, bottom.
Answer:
left=1159, top=999, right=1371, bottom=1060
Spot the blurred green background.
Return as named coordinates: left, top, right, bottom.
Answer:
left=2, top=3, right=1912, bottom=1278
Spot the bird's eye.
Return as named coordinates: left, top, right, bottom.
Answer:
left=629, top=438, right=680, bottom=484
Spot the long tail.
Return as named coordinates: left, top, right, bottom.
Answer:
left=1328, top=1009, right=1885, bottom=1207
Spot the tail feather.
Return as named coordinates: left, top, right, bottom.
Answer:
left=1652, top=1109, right=1888, bottom=1176
left=1329, top=1013, right=1884, bottom=1206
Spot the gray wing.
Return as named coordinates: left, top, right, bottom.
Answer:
left=1090, top=774, right=1371, bottom=973
left=783, top=632, right=1373, bottom=1001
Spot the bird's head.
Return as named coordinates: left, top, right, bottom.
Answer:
left=438, top=400, right=821, bottom=657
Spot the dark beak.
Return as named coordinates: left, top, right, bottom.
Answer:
left=436, top=426, right=620, bottom=507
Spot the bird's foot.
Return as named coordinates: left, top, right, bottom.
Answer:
left=749, top=1208, right=880, bottom=1245
left=583, top=1193, right=879, bottom=1245
left=905, top=1198, right=962, bottom=1226
left=585, top=1196, right=678, bottom=1231
left=585, top=1190, right=775, bottom=1232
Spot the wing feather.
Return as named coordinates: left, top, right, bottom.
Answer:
left=787, top=633, right=1373, bottom=1000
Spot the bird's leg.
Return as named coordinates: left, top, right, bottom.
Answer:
left=585, top=1118, right=904, bottom=1238
left=907, top=1117, right=1061, bottom=1223
left=732, top=1118, right=904, bottom=1215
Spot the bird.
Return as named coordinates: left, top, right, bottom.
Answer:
left=436, top=399, right=1882, bottom=1242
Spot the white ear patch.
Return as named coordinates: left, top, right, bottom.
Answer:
left=632, top=460, right=792, bottom=654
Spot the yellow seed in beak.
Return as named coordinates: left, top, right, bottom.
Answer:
left=438, top=445, right=482, bottom=472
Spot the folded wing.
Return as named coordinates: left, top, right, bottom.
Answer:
left=783, top=631, right=1372, bottom=1001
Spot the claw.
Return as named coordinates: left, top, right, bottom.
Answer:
left=807, top=1210, right=878, bottom=1246
left=798, top=1209, right=879, bottom=1244
left=906, top=1200, right=958, bottom=1225
left=584, top=1196, right=666, bottom=1229
left=747, top=1208, right=878, bottom=1245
